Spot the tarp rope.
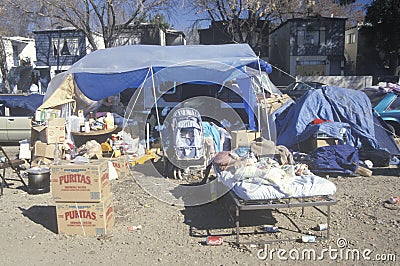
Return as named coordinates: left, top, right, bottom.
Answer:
left=150, top=67, right=164, bottom=151
left=63, top=102, right=73, bottom=141
left=257, top=57, right=272, bottom=141
left=122, top=67, right=151, bottom=131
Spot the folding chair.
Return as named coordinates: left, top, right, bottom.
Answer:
left=0, top=145, right=27, bottom=196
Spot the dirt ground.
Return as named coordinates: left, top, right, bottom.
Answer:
left=0, top=145, right=399, bottom=265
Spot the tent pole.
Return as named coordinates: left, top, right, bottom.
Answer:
left=257, top=57, right=272, bottom=141
left=150, top=67, right=164, bottom=155
left=146, top=123, right=150, bottom=151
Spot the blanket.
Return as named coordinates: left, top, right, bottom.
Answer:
left=232, top=165, right=296, bottom=196
left=217, top=167, right=337, bottom=200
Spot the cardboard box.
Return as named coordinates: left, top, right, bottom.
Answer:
left=56, top=195, right=114, bottom=236
left=230, top=130, right=261, bottom=148
left=316, top=138, right=338, bottom=148
left=34, top=141, right=63, bottom=159
left=102, top=156, right=130, bottom=180
left=31, top=118, right=66, bottom=144
left=299, top=136, right=338, bottom=153
left=50, top=160, right=111, bottom=202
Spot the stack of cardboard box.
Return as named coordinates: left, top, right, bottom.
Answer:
left=31, top=118, right=66, bottom=160
left=50, top=160, right=114, bottom=236
left=230, top=130, right=261, bottom=149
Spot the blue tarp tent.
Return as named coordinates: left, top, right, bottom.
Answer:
left=0, top=94, right=44, bottom=113
left=39, top=44, right=272, bottom=130
left=274, top=86, right=379, bottom=150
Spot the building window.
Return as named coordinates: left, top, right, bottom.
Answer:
left=12, top=45, right=19, bottom=66
left=387, top=97, right=400, bottom=111
left=297, top=60, right=326, bottom=65
left=55, top=70, right=67, bottom=75
left=115, top=34, right=141, bottom=46
left=296, top=60, right=326, bottom=76
left=52, top=37, right=80, bottom=56
left=346, top=33, right=355, bottom=44
left=297, top=28, right=326, bottom=47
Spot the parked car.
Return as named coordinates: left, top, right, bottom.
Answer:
left=0, top=94, right=43, bottom=143
left=375, top=75, right=399, bottom=85
left=280, top=81, right=326, bottom=100
left=363, top=88, right=400, bottom=136
left=373, top=92, right=400, bottom=136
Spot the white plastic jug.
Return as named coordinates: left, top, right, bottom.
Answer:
left=104, top=112, right=114, bottom=129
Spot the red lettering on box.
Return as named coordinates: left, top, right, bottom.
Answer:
left=65, top=210, right=97, bottom=221
left=59, top=174, right=91, bottom=185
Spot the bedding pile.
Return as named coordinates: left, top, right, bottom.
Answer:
left=213, top=145, right=337, bottom=200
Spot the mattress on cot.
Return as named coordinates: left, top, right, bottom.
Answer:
left=216, top=168, right=337, bottom=201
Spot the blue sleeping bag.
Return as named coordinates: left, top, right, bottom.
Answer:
left=308, top=145, right=359, bottom=175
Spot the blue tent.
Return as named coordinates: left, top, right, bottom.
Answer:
left=274, top=86, right=379, bottom=150
left=39, top=44, right=272, bottom=130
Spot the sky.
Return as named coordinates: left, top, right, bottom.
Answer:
left=169, top=2, right=206, bottom=32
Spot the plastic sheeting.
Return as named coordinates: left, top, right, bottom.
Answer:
left=39, top=44, right=275, bottom=137
left=275, top=86, right=378, bottom=150
left=42, top=44, right=266, bottom=106
left=373, top=114, right=400, bottom=155
left=0, top=94, right=44, bottom=112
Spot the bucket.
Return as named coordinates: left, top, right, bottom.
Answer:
left=26, top=167, right=50, bottom=194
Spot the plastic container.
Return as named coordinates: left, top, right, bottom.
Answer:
left=301, top=235, right=316, bottom=243
left=84, top=121, right=91, bottom=133
left=317, top=223, right=328, bottom=231
left=206, top=236, right=223, bottom=245
left=69, top=115, right=81, bottom=132
left=89, top=112, right=95, bottom=125
left=389, top=197, right=399, bottom=204
left=53, top=143, right=61, bottom=165
left=40, top=109, right=46, bottom=122
left=77, top=109, right=85, bottom=126
left=104, top=112, right=114, bottom=130
left=261, top=225, right=280, bottom=233
left=35, top=110, right=42, bottom=122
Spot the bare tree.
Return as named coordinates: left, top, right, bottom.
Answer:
left=271, top=0, right=308, bottom=24
left=189, top=0, right=276, bottom=50
left=189, top=0, right=365, bottom=49
left=311, top=0, right=364, bottom=27
left=8, top=0, right=177, bottom=50
left=0, top=3, right=26, bottom=91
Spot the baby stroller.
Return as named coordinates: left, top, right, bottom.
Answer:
left=163, top=107, right=209, bottom=179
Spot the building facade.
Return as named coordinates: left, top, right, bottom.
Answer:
left=33, top=27, right=104, bottom=92
left=198, top=20, right=269, bottom=58
left=114, top=23, right=186, bottom=47
left=345, top=25, right=400, bottom=83
left=269, top=16, right=347, bottom=85
left=34, top=25, right=185, bottom=92
left=165, top=29, right=187, bottom=46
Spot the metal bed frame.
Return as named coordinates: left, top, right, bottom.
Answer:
left=229, top=190, right=337, bottom=245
